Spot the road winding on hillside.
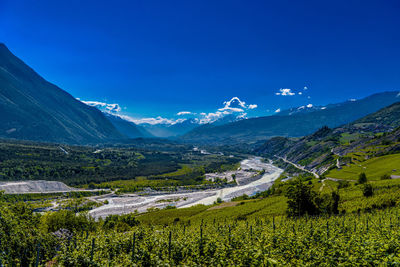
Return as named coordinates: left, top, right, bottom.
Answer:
left=275, top=155, right=320, bottom=178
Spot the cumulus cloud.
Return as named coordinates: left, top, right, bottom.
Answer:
left=199, top=111, right=225, bottom=124
left=275, top=108, right=281, bottom=113
left=248, top=104, right=258, bottom=109
left=275, top=88, right=295, bottom=96
left=298, top=92, right=303, bottom=95
left=79, top=99, right=186, bottom=125
left=198, top=97, right=257, bottom=124
left=80, top=96, right=258, bottom=126
left=306, top=104, right=313, bottom=108
left=177, top=111, right=192, bottom=116
left=80, top=100, right=122, bottom=113
left=304, top=86, right=308, bottom=90
left=218, top=97, right=257, bottom=112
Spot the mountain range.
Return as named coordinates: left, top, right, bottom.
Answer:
left=181, top=91, right=400, bottom=144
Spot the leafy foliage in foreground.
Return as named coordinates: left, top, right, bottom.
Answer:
left=2, top=199, right=400, bottom=266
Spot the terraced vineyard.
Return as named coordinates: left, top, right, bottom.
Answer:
left=58, top=210, right=400, bottom=266
left=2, top=203, right=400, bottom=266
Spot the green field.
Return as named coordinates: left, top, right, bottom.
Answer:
left=327, top=153, right=400, bottom=181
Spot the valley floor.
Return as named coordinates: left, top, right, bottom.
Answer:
left=88, top=157, right=282, bottom=219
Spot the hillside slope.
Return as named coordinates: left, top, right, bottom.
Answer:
left=256, top=102, right=400, bottom=175
left=0, top=44, right=124, bottom=144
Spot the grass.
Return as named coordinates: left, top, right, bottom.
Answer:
left=326, top=153, right=400, bottom=181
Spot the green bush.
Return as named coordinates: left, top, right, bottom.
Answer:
left=363, top=183, right=374, bottom=197
left=103, top=213, right=140, bottom=231
left=337, top=180, right=350, bottom=189
left=358, top=172, right=367, bottom=184
left=41, top=210, right=95, bottom=233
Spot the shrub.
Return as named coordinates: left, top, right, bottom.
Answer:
left=381, top=174, right=391, bottom=180
left=337, top=180, right=350, bottom=189
left=41, top=210, right=95, bottom=232
left=363, top=183, right=374, bottom=197
left=358, top=172, right=367, bottom=184
left=103, top=213, right=139, bottom=231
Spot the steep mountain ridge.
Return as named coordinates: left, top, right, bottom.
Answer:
left=0, top=44, right=124, bottom=144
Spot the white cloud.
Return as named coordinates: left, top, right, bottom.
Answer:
left=304, top=86, right=308, bottom=90
left=223, top=97, right=247, bottom=108
left=177, top=111, right=192, bottom=116
left=321, top=107, right=327, bottom=110
left=298, top=92, right=303, bottom=95
left=275, top=88, right=295, bottom=96
left=248, top=104, right=258, bottom=109
left=218, top=97, right=257, bottom=112
left=275, top=108, right=281, bottom=113
left=237, top=113, right=247, bottom=119
left=306, top=104, right=313, bottom=108
left=349, top=99, right=357, bottom=102
left=199, top=111, right=225, bottom=124
left=397, top=92, right=400, bottom=97
left=80, top=96, right=257, bottom=126
left=197, top=97, right=257, bottom=124
left=81, top=100, right=121, bottom=113
left=79, top=99, right=186, bottom=125
left=218, top=107, right=244, bottom=112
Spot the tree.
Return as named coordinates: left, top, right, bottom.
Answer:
left=285, top=178, right=320, bottom=217
left=358, top=172, right=367, bottom=184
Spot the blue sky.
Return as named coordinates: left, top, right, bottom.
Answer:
left=1, top=0, right=399, bottom=124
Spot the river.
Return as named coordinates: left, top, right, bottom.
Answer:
left=89, top=157, right=283, bottom=219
